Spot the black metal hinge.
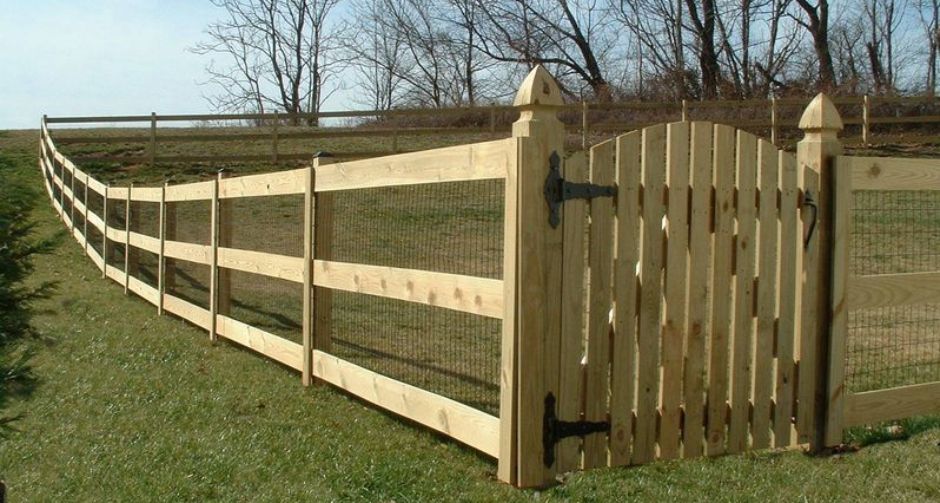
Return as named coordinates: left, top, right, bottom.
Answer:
left=543, top=392, right=610, bottom=468
left=544, top=151, right=617, bottom=228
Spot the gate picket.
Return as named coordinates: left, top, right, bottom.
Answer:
left=609, top=131, right=642, bottom=466
left=557, top=151, right=588, bottom=473
left=660, top=122, right=691, bottom=459
left=633, top=125, right=667, bottom=463
left=774, top=151, right=800, bottom=447
left=753, top=139, right=780, bottom=449
left=729, top=131, right=758, bottom=453
left=682, top=122, right=714, bottom=458
left=583, top=141, right=616, bottom=468
left=707, top=125, right=737, bottom=456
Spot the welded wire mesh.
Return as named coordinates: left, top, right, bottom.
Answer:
left=164, top=200, right=212, bottom=310
left=216, top=194, right=304, bottom=346
left=327, top=179, right=504, bottom=414
left=105, top=194, right=128, bottom=271
left=86, top=190, right=105, bottom=258
left=848, top=190, right=940, bottom=391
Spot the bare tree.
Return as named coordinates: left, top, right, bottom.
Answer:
left=347, top=0, right=407, bottom=110
left=192, top=0, right=345, bottom=123
left=794, top=0, right=838, bottom=90
left=613, top=0, right=690, bottom=99
left=917, top=0, right=940, bottom=96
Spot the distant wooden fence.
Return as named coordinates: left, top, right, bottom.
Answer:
left=39, top=67, right=940, bottom=488
left=43, top=94, right=940, bottom=167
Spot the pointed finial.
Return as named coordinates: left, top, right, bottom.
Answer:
left=513, top=65, right=564, bottom=107
left=799, top=93, right=843, bottom=131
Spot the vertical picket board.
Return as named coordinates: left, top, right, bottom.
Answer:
left=313, top=156, right=336, bottom=355
left=583, top=140, right=616, bottom=469
left=774, top=151, right=801, bottom=446
left=633, top=124, right=667, bottom=464
left=707, top=125, right=737, bottom=456
left=302, top=165, right=315, bottom=387
left=729, top=132, right=758, bottom=453
left=683, top=122, right=714, bottom=458
left=753, top=140, right=780, bottom=449
left=557, top=151, right=588, bottom=473
left=609, top=131, right=642, bottom=466
left=209, top=176, right=220, bottom=342
left=660, top=122, right=690, bottom=459
left=825, top=158, right=851, bottom=446
left=498, top=137, right=520, bottom=484
left=796, top=94, right=843, bottom=448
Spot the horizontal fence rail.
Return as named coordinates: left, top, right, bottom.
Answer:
left=43, top=94, right=940, bottom=169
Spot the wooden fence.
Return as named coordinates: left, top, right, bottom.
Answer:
left=39, top=67, right=940, bottom=488
left=43, top=93, right=940, bottom=167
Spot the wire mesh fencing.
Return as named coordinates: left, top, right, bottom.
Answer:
left=165, top=200, right=212, bottom=311
left=848, top=190, right=940, bottom=391
left=327, top=179, right=504, bottom=415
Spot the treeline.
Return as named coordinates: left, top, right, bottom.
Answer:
left=193, top=0, right=940, bottom=115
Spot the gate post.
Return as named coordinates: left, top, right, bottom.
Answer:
left=499, top=65, right=566, bottom=487
left=797, top=94, right=843, bottom=451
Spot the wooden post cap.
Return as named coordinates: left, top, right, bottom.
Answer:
left=799, top=93, right=844, bottom=132
left=513, top=65, right=564, bottom=108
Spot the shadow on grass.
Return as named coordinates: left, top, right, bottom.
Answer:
left=845, top=416, right=940, bottom=447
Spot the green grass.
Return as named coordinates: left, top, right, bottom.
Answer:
left=3, top=129, right=940, bottom=500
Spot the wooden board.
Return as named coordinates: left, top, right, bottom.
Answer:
left=844, top=382, right=940, bottom=426
left=218, top=168, right=307, bottom=198
left=127, top=231, right=161, bottom=254
left=707, top=124, right=737, bottom=456
left=729, top=131, right=758, bottom=454
left=127, top=276, right=160, bottom=306
left=774, top=151, right=800, bottom=447
left=129, top=186, right=163, bottom=202
left=106, top=226, right=126, bottom=244
left=825, top=155, right=852, bottom=446
left=87, top=210, right=105, bottom=232
left=164, top=180, right=215, bottom=202
left=681, top=122, right=714, bottom=458
left=583, top=139, right=616, bottom=468
left=753, top=140, right=780, bottom=450
left=315, top=138, right=514, bottom=192
left=797, top=166, right=821, bottom=444
left=215, top=314, right=302, bottom=370
left=163, top=294, right=212, bottom=330
left=108, top=187, right=129, bottom=200
left=609, top=131, right=642, bottom=466
left=87, top=244, right=105, bottom=271
left=556, top=151, right=587, bottom=472
left=86, top=176, right=106, bottom=195
left=497, top=138, right=519, bottom=484
left=312, top=350, right=500, bottom=458
left=312, top=260, right=503, bottom=319
left=634, top=124, right=667, bottom=464
left=217, top=247, right=305, bottom=283
left=163, top=240, right=213, bottom=265
left=843, top=156, right=940, bottom=191
left=849, top=272, right=940, bottom=310
left=105, top=264, right=124, bottom=283
left=659, top=122, right=690, bottom=460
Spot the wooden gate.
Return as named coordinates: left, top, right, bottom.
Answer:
left=545, top=120, right=825, bottom=475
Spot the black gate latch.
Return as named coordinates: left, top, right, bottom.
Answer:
left=544, top=151, right=617, bottom=228
left=543, top=392, right=610, bottom=467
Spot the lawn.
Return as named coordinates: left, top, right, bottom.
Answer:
left=2, top=128, right=940, bottom=501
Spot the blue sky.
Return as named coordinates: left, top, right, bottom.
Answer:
left=0, top=0, right=350, bottom=130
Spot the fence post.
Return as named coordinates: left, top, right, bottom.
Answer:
left=69, top=166, right=76, bottom=232
left=124, top=183, right=133, bottom=294
left=158, top=183, right=166, bottom=316
left=797, top=93, right=843, bottom=452
left=499, top=65, right=566, bottom=487
left=164, top=184, right=176, bottom=294
left=209, top=175, right=220, bottom=342
left=771, top=97, right=779, bottom=145
left=272, top=111, right=279, bottom=164
left=490, top=107, right=497, bottom=137
left=581, top=100, right=589, bottom=149
left=102, top=184, right=109, bottom=280
left=149, top=112, right=157, bottom=169
left=681, top=99, right=689, bottom=121
left=862, top=95, right=871, bottom=145
left=82, top=172, right=89, bottom=255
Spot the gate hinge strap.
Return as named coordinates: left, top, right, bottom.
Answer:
left=543, top=392, right=610, bottom=468
left=544, top=151, right=617, bottom=228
